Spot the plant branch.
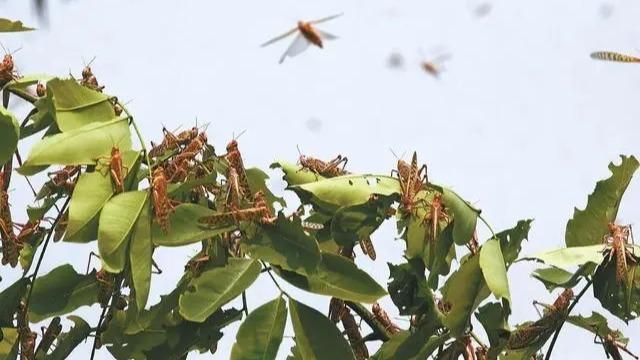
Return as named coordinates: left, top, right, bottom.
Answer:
left=544, top=278, right=593, bottom=360
left=24, top=194, right=72, bottom=306
left=117, top=100, right=153, bottom=183
left=344, top=301, right=392, bottom=342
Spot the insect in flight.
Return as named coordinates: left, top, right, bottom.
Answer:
left=261, top=13, right=343, bottom=63
left=590, top=51, right=640, bottom=63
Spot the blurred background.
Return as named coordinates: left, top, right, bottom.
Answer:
left=1, top=0, right=640, bottom=358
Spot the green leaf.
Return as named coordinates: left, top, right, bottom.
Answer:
left=98, top=191, right=148, bottom=273
left=151, top=204, right=234, bottom=246
left=0, top=18, right=35, bottom=32
left=371, top=327, right=446, bottom=360
left=0, top=278, right=28, bottom=326
left=0, top=327, right=18, bottom=360
left=29, top=265, right=99, bottom=322
left=0, top=107, right=19, bottom=166
left=247, top=167, right=286, bottom=211
left=480, top=238, right=511, bottom=305
left=289, top=299, right=355, bottom=360
left=532, top=265, right=593, bottom=291
left=47, top=78, right=117, bottom=131
left=65, top=151, right=140, bottom=243
left=46, top=316, right=92, bottom=360
left=276, top=252, right=386, bottom=303
left=330, top=194, right=396, bottom=246
left=441, top=254, right=485, bottom=337
left=497, top=219, right=533, bottom=267
left=21, top=118, right=132, bottom=169
left=179, top=258, right=261, bottom=322
left=566, top=311, right=627, bottom=342
left=130, top=200, right=152, bottom=311
left=270, top=161, right=326, bottom=186
left=230, top=296, right=287, bottom=360
left=476, top=302, right=511, bottom=359
left=593, top=261, right=640, bottom=322
left=441, top=187, right=480, bottom=246
left=387, top=260, right=435, bottom=316
left=21, top=96, right=55, bottom=140
left=291, top=174, right=401, bottom=212
left=521, top=245, right=609, bottom=270
left=243, top=214, right=321, bottom=275
left=144, top=308, right=242, bottom=359
left=566, top=155, right=639, bottom=247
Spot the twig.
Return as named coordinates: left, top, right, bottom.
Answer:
left=544, top=278, right=593, bottom=360
left=242, top=291, right=249, bottom=316
left=24, top=195, right=71, bottom=305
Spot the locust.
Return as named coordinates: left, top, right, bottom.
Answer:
left=298, top=152, right=349, bottom=177
left=152, top=166, right=176, bottom=233
left=35, top=316, right=62, bottom=355
left=96, top=269, right=115, bottom=307
left=591, top=51, right=640, bottom=63
left=224, top=139, right=252, bottom=199
left=36, top=83, right=46, bottom=97
left=199, top=191, right=275, bottom=226
left=79, top=59, right=105, bottom=92
left=602, top=223, right=637, bottom=285
left=328, top=298, right=348, bottom=323
left=340, top=309, right=368, bottom=360
left=16, top=300, right=36, bottom=360
left=392, top=152, right=428, bottom=216
left=422, top=193, right=450, bottom=243
left=358, top=236, right=377, bottom=260
left=372, top=302, right=401, bottom=334
left=48, top=166, right=80, bottom=187
left=595, top=332, right=639, bottom=360
left=97, top=146, right=128, bottom=193
left=508, top=289, right=573, bottom=350
left=0, top=45, right=19, bottom=82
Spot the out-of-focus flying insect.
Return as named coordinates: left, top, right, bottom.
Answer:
left=590, top=51, right=640, bottom=63
left=261, top=13, right=343, bottom=64
left=421, top=52, right=452, bottom=78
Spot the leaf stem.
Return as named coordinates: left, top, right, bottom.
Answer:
left=544, top=278, right=593, bottom=360
left=478, top=214, right=497, bottom=239
left=117, top=100, right=153, bottom=183
left=469, top=331, right=488, bottom=349
left=261, top=261, right=290, bottom=298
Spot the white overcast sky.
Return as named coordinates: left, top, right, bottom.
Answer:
left=2, top=0, right=640, bottom=359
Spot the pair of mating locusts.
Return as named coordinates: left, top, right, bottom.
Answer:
left=507, top=288, right=575, bottom=350
left=198, top=139, right=275, bottom=227
left=393, top=152, right=450, bottom=243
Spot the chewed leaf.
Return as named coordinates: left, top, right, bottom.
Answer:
left=566, top=155, right=638, bottom=247
left=0, top=18, right=35, bottom=32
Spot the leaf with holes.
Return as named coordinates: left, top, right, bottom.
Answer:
left=566, top=155, right=639, bottom=247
